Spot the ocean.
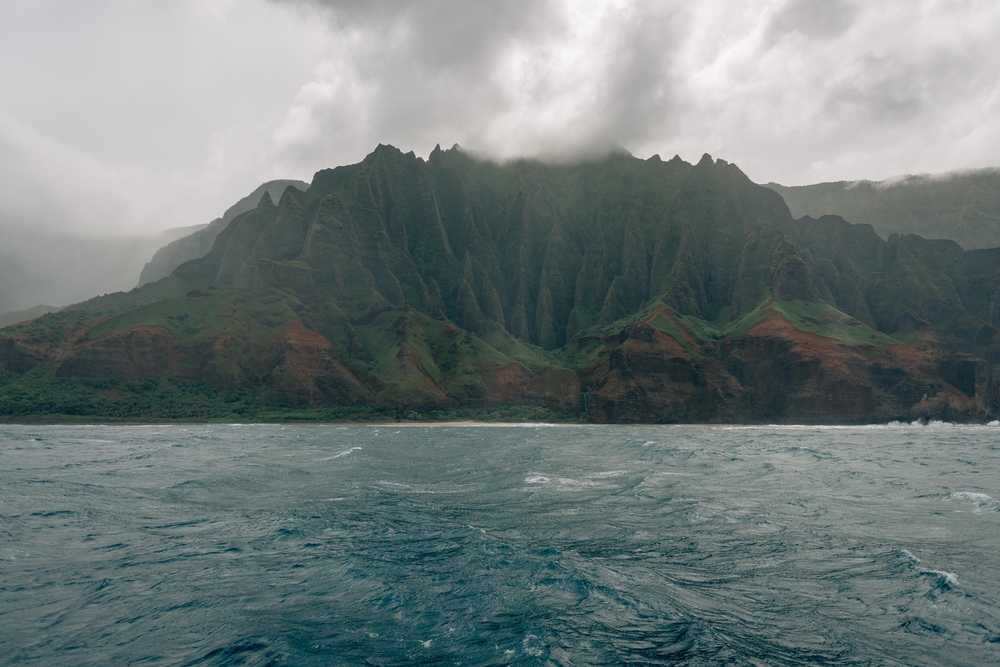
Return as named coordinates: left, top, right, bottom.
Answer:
left=1, top=423, right=999, bottom=666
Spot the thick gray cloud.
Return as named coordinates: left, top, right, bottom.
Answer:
left=267, top=0, right=1000, bottom=184
left=1, top=0, right=999, bottom=311
left=269, top=0, right=686, bottom=168
left=765, top=0, right=858, bottom=41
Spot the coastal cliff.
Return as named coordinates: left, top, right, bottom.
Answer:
left=3, top=145, right=999, bottom=423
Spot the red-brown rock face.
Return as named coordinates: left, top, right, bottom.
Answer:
left=484, top=363, right=581, bottom=412
left=583, top=320, right=746, bottom=423
left=0, top=336, right=44, bottom=374
left=20, top=301, right=1000, bottom=422
left=44, top=319, right=373, bottom=407
left=261, top=320, right=371, bottom=406
left=584, top=310, right=999, bottom=423
left=54, top=326, right=180, bottom=382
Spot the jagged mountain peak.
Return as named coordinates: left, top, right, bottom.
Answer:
left=5, top=144, right=1000, bottom=423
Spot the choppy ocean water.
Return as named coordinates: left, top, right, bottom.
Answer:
left=2, top=423, right=1000, bottom=666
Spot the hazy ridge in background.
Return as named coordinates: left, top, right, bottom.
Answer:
left=0, top=305, right=61, bottom=328
left=137, top=180, right=308, bottom=286
left=767, top=168, right=1000, bottom=250
left=0, top=225, right=203, bottom=316
left=0, top=181, right=307, bottom=320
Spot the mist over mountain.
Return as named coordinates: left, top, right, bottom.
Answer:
left=2, top=145, right=999, bottom=423
left=0, top=225, right=201, bottom=315
left=138, top=180, right=308, bottom=287
left=0, top=181, right=307, bottom=319
left=767, top=169, right=1000, bottom=250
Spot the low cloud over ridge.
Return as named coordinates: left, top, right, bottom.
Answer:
left=269, top=0, right=1000, bottom=185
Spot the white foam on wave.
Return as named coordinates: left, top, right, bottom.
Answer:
left=928, top=570, right=960, bottom=587
left=947, top=491, right=1000, bottom=511
left=317, top=446, right=362, bottom=461
left=375, top=480, right=471, bottom=494
left=901, top=549, right=959, bottom=588
left=524, top=474, right=606, bottom=488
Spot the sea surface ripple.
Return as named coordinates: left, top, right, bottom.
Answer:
left=1, top=423, right=999, bottom=666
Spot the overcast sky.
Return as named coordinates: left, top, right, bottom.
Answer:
left=1, top=0, right=999, bottom=238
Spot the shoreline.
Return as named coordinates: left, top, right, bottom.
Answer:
left=1, top=418, right=997, bottom=428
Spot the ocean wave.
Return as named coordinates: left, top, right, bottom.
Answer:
left=375, top=480, right=473, bottom=494
left=524, top=474, right=608, bottom=488
left=926, top=570, right=960, bottom=588
left=901, top=550, right=960, bottom=589
left=583, top=470, right=629, bottom=479
left=947, top=491, right=1000, bottom=511
left=317, top=446, right=361, bottom=461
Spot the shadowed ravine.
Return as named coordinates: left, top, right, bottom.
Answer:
left=2, top=424, right=999, bottom=665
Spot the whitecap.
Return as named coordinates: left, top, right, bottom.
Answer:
left=902, top=549, right=959, bottom=589
left=947, top=491, right=1000, bottom=511
left=524, top=474, right=605, bottom=488
left=928, top=570, right=959, bottom=587
left=375, top=480, right=470, bottom=494
left=317, top=446, right=361, bottom=461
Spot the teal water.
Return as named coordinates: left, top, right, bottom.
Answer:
left=1, top=423, right=999, bottom=666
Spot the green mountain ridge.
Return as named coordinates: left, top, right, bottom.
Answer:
left=767, top=168, right=1000, bottom=250
left=137, top=179, right=310, bottom=286
left=2, top=145, right=999, bottom=423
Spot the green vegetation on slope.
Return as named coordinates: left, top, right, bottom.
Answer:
left=0, top=369, right=577, bottom=424
left=772, top=300, right=900, bottom=347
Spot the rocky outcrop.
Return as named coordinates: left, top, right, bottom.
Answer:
left=54, top=326, right=181, bottom=381
left=581, top=309, right=999, bottom=424
left=262, top=320, right=370, bottom=406
left=0, top=336, right=44, bottom=374
left=483, top=363, right=581, bottom=412
left=582, top=319, right=746, bottom=423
